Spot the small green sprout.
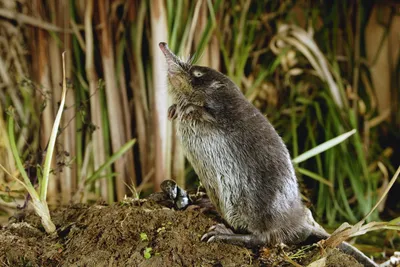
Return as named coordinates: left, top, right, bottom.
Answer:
left=143, top=247, right=152, bottom=259
left=140, top=232, right=148, bottom=241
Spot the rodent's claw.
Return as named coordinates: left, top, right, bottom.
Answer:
left=209, top=223, right=233, bottom=234
left=200, top=232, right=218, bottom=242
left=200, top=233, right=209, bottom=242
left=201, top=223, right=234, bottom=242
left=168, top=104, right=177, bottom=120
left=208, top=225, right=217, bottom=231
left=201, top=223, right=265, bottom=247
left=206, top=236, right=216, bottom=243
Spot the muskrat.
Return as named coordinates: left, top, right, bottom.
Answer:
left=159, top=42, right=377, bottom=267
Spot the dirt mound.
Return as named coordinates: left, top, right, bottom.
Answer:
left=0, top=198, right=363, bottom=266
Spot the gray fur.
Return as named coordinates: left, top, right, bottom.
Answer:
left=159, top=42, right=377, bottom=267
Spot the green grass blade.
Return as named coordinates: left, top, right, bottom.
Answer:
left=293, top=129, right=356, bottom=164
left=192, top=0, right=221, bottom=64
left=297, top=167, right=333, bottom=187
left=7, top=112, right=38, bottom=199
left=86, top=139, right=136, bottom=185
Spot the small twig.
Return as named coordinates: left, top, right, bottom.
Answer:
left=136, top=168, right=155, bottom=193
left=185, top=0, right=203, bottom=56
left=283, top=251, right=303, bottom=267
left=352, top=0, right=361, bottom=114
left=367, top=108, right=391, bottom=128
left=70, top=19, right=86, bottom=52
left=0, top=8, right=72, bottom=33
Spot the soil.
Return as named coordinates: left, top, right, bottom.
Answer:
left=0, top=195, right=365, bottom=267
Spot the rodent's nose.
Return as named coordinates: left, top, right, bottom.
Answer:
left=159, top=42, right=170, bottom=57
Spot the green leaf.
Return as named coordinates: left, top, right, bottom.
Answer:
left=140, top=232, right=148, bottom=241
left=86, top=139, right=136, bottom=184
left=292, top=129, right=356, bottom=164
left=297, top=167, right=333, bottom=187
left=6, top=111, right=38, bottom=199
left=143, top=247, right=152, bottom=259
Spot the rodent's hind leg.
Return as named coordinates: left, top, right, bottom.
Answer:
left=168, top=104, right=177, bottom=120
left=201, top=224, right=264, bottom=248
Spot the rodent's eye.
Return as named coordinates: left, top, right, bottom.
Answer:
left=192, top=70, right=204, bottom=77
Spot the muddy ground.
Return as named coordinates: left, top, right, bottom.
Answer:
left=0, top=195, right=367, bottom=267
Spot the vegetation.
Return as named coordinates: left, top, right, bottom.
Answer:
left=0, top=0, right=399, bottom=253
left=0, top=52, right=69, bottom=233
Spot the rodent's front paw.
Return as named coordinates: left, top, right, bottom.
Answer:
left=168, top=104, right=177, bottom=120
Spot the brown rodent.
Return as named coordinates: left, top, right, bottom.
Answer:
left=159, top=42, right=377, bottom=267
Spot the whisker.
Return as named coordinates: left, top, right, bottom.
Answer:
left=186, top=54, right=195, bottom=65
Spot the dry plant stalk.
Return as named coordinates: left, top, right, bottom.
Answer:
left=129, top=1, right=150, bottom=184
left=128, top=1, right=154, bottom=188
left=324, top=166, right=400, bottom=248
left=270, top=24, right=344, bottom=109
left=365, top=6, right=400, bottom=117
left=98, top=0, right=135, bottom=199
left=150, top=0, right=170, bottom=191
left=48, top=0, right=76, bottom=204
left=85, top=0, right=107, bottom=200
left=33, top=0, right=57, bottom=202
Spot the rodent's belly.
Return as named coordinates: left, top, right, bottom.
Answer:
left=177, top=124, right=248, bottom=228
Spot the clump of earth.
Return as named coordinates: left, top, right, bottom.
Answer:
left=0, top=195, right=364, bottom=266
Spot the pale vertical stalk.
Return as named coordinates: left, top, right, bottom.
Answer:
left=130, top=1, right=149, bottom=179
left=49, top=0, right=74, bottom=203
left=85, top=0, right=108, bottom=200
left=352, top=1, right=360, bottom=115
left=33, top=0, right=57, bottom=202
left=195, top=2, right=210, bottom=66
left=98, top=0, right=127, bottom=199
left=63, top=2, right=76, bottom=200
left=184, top=0, right=203, bottom=57
left=209, top=35, right=220, bottom=70
left=48, top=0, right=62, bottom=104
left=365, top=7, right=392, bottom=116
left=40, top=52, right=68, bottom=203
left=150, top=0, right=169, bottom=191
left=117, top=69, right=137, bottom=186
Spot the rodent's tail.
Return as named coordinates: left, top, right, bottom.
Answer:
left=304, top=230, right=378, bottom=267
left=302, top=209, right=378, bottom=267
left=338, top=242, right=378, bottom=267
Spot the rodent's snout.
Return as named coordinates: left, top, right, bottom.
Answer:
left=159, top=42, right=185, bottom=76
left=159, top=42, right=172, bottom=59
left=159, top=42, right=167, bottom=50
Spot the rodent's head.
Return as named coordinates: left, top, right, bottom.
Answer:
left=159, top=42, right=243, bottom=122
